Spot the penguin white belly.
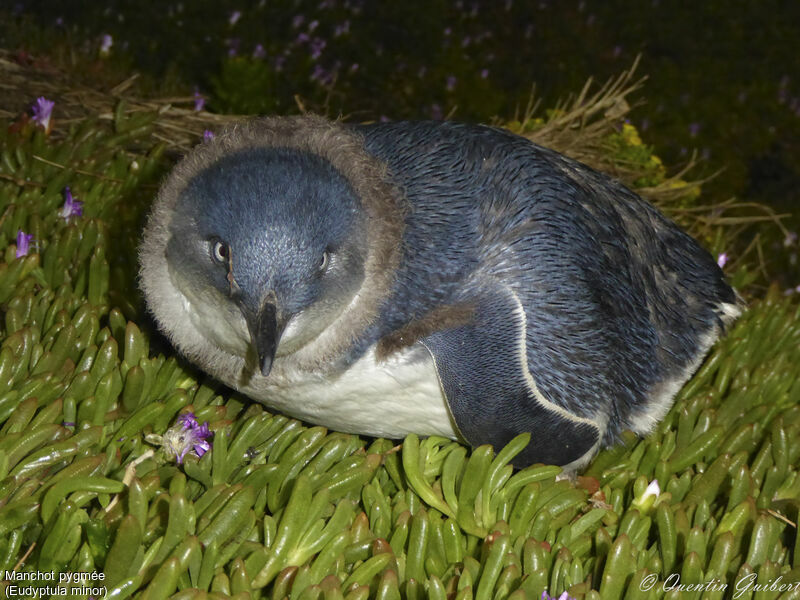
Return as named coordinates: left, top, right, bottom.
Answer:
left=247, top=345, right=457, bottom=439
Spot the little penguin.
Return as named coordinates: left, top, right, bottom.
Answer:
left=139, top=115, right=741, bottom=469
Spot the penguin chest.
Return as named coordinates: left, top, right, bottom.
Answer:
left=247, top=345, right=457, bottom=439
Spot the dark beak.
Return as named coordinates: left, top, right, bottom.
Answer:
left=249, top=299, right=285, bottom=377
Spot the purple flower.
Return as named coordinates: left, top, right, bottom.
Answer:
left=446, top=75, right=457, bottom=91
left=177, top=412, right=199, bottom=429
left=688, top=122, right=700, bottom=137
left=310, top=64, right=333, bottom=85
left=292, top=15, right=305, bottom=28
left=480, top=69, right=489, bottom=79
left=192, top=422, right=212, bottom=457
left=16, top=230, right=33, bottom=258
left=193, top=88, right=205, bottom=111
left=717, top=253, right=728, bottom=268
left=165, top=412, right=213, bottom=464
left=226, top=38, right=240, bottom=57
left=252, top=44, right=266, bottom=59
left=334, top=21, right=350, bottom=37
left=310, top=37, right=326, bottom=59
left=99, top=34, right=113, bottom=56
left=784, top=231, right=798, bottom=247
left=60, top=186, right=83, bottom=220
left=229, top=10, right=242, bottom=25
left=203, top=130, right=215, bottom=142
left=541, top=592, right=576, bottom=600
left=31, top=97, right=55, bottom=132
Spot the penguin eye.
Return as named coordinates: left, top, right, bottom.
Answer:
left=211, top=239, right=229, bottom=264
left=318, top=250, right=330, bottom=273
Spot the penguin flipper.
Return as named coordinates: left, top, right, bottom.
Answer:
left=421, top=282, right=603, bottom=469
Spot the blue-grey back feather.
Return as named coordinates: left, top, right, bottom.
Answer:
left=353, top=120, right=735, bottom=442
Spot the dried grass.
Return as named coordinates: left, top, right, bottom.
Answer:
left=0, top=49, right=239, bottom=152
left=498, top=56, right=709, bottom=206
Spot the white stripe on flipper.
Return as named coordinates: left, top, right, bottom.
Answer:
left=502, top=282, right=606, bottom=470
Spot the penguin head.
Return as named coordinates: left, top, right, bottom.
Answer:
left=163, top=146, right=368, bottom=375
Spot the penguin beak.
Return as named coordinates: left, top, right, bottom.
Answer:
left=246, top=296, right=286, bottom=377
